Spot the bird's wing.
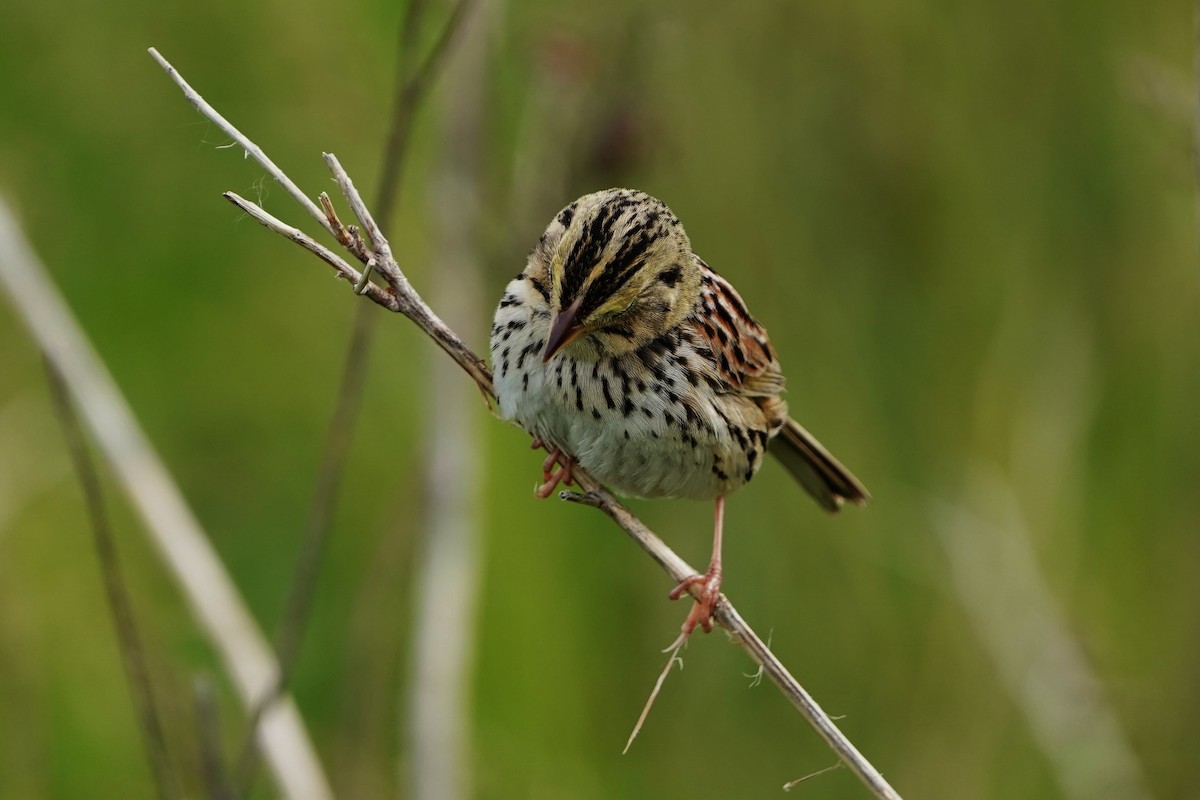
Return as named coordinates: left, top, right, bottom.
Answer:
left=689, top=257, right=784, bottom=398
left=689, top=258, right=870, bottom=511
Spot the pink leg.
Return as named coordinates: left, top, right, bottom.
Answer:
left=668, top=496, right=725, bottom=635
left=533, top=444, right=575, bottom=499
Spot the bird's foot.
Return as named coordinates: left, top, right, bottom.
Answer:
left=534, top=445, right=575, bottom=499
left=669, top=561, right=723, bottom=636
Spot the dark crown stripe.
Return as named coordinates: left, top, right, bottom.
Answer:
left=578, top=225, right=660, bottom=317
left=560, top=201, right=618, bottom=303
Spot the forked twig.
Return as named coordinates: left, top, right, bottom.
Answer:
left=150, top=48, right=902, bottom=800
left=227, top=6, right=479, bottom=786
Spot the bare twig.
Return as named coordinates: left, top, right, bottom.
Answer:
left=321, top=156, right=498, bottom=396
left=223, top=194, right=390, bottom=305
left=568, top=487, right=898, bottom=797
left=148, top=49, right=331, bottom=237
left=0, top=195, right=332, bottom=800
left=623, top=634, right=686, bottom=754
left=44, top=359, right=182, bottom=800
left=150, top=51, right=903, bottom=800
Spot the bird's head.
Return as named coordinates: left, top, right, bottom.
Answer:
left=530, top=188, right=702, bottom=362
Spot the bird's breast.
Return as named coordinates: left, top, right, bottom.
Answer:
left=490, top=279, right=768, bottom=500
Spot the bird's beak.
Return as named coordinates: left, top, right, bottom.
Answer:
left=543, top=297, right=585, bottom=362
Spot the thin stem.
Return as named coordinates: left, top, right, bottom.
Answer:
left=44, top=359, right=182, bottom=800
left=378, top=0, right=477, bottom=225
left=193, top=674, right=232, bottom=800
left=716, top=602, right=900, bottom=800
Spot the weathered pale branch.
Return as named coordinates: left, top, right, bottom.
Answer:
left=150, top=49, right=902, bottom=800
left=0, top=195, right=332, bottom=800
left=147, top=48, right=332, bottom=237
left=225, top=193, right=396, bottom=308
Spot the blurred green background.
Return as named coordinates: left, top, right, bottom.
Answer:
left=1, top=0, right=1196, bottom=798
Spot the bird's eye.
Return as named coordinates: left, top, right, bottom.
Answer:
left=599, top=300, right=635, bottom=323
left=657, top=266, right=682, bottom=287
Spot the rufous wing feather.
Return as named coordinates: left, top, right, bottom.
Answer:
left=692, top=259, right=784, bottom=397
left=691, top=258, right=868, bottom=511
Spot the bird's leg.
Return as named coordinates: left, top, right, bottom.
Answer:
left=669, top=496, right=726, bottom=635
left=533, top=442, right=575, bottom=499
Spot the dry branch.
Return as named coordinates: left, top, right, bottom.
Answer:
left=0, top=195, right=332, bottom=800
left=149, top=48, right=903, bottom=800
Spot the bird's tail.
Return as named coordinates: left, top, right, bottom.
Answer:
left=769, top=417, right=869, bottom=512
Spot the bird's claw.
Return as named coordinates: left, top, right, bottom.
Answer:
left=533, top=445, right=575, bottom=498
left=669, top=564, right=723, bottom=635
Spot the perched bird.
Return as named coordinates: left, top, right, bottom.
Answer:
left=490, top=188, right=867, bottom=635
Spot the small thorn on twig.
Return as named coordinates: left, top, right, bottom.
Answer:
left=624, top=633, right=687, bottom=754
left=783, top=761, right=843, bottom=791
left=744, top=628, right=772, bottom=686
